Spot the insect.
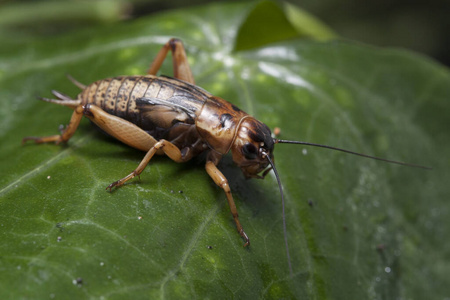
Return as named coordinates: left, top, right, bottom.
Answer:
left=23, top=38, right=429, bottom=274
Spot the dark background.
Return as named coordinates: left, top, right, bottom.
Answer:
left=1, top=0, right=449, bottom=66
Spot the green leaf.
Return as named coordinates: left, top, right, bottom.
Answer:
left=0, top=1, right=449, bottom=299
left=0, top=0, right=125, bottom=26
left=234, top=0, right=300, bottom=51
left=233, top=0, right=336, bottom=51
left=282, top=1, right=337, bottom=41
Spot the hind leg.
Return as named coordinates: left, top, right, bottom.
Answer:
left=22, top=105, right=84, bottom=145
left=106, top=139, right=185, bottom=190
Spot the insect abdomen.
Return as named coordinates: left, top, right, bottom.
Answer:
left=80, top=76, right=152, bottom=120
left=79, top=75, right=209, bottom=128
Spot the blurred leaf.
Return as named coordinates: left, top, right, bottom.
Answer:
left=0, top=0, right=128, bottom=25
left=234, top=0, right=336, bottom=51
left=0, top=0, right=130, bottom=40
left=0, top=1, right=449, bottom=299
left=234, top=0, right=300, bottom=51
left=283, top=1, right=337, bottom=40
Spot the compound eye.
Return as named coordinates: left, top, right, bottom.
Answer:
left=242, top=143, right=258, bottom=160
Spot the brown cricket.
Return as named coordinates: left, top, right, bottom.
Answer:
left=23, top=39, right=429, bottom=274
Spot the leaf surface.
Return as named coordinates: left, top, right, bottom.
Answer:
left=0, top=2, right=449, bottom=299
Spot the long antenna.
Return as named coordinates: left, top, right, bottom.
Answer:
left=263, top=152, right=293, bottom=277
left=275, top=139, right=432, bottom=170
left=269, top=138, right=430, bottom=276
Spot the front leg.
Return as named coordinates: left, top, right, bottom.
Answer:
left=205, top=160, right=250, bottom=247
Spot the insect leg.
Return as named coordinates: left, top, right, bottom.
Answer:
left=22, top=105, right=84, bottom=144
left=147, top=38, right=195, bottom=84
left=82, top=104, right=158, bottom=152
left=106, top=139, right=184, bottom=190
left=205, top=161, right=250, bottom=247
